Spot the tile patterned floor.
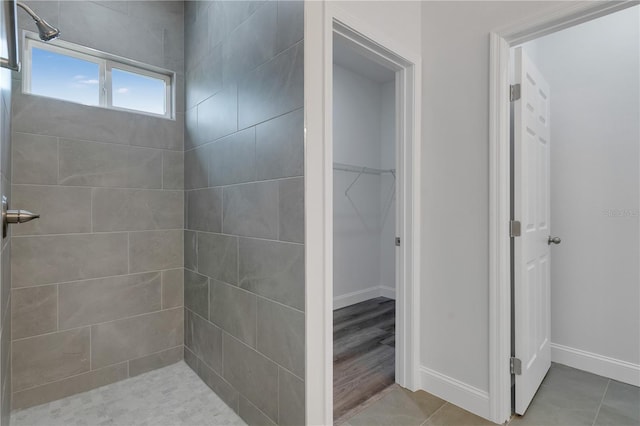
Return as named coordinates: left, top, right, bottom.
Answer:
left=340, top=364, right=640, bottom=426
left=11, top=361, right=246, bottom=426
left=510, top=363, right=639, bottom=426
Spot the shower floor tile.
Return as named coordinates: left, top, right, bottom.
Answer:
left=11, top=361, right=246, bottom=426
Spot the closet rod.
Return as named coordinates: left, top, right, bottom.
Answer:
left=333, top=162, right=395, bottom=175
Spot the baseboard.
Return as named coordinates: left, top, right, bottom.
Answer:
left=419, top=366, right=491, bottom=421
left=333, top=287, right=381, bottom=309
left=379, top=285, right=396, bottom=300
left=551, top=343, right=640, bottom=386
left=333, top=285, right=396, bottom=309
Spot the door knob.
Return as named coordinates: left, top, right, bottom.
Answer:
left=548, top=236, right=561, bottom=245
left=2, top=196, right=40, bottom=238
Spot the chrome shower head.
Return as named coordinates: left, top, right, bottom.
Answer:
left=34, top=18, right=60, bottom=41
left=16, top=1, right=60, bottom=41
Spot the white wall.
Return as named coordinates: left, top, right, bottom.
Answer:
left=333, top=64, right=395, bottom=308
left=521, top=7, right=640, bottom=379
left=419, top=0, right=565, bottom=414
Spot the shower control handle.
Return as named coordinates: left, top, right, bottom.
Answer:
left=2, top=196, right=40, bottom=238
left=6, top=209, right=40, bottom=224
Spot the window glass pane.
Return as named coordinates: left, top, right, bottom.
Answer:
left=30, top=46, right=100, bottom=106
left=111, top=68, right=166, bottom=115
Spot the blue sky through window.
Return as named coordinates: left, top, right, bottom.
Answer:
left=30, top=45, right=168, bottom=115
left=112, top=68, right=166, bottom=115
left=31, top=47, right=100, bottom=105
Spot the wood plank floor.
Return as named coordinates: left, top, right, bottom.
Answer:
left=333, top=297, right=395, bottom=422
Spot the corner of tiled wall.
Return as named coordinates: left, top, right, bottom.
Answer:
left=8, top=1, right=186, bottom=411
left=183, top=1, right=305, bottom=425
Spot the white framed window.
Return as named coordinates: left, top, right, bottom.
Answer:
left=22, top=32, right=174, bottom=119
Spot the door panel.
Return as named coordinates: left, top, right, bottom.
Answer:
left=513, top=47, right=551, bottom=415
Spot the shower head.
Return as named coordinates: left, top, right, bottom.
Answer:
left=33, top=18, right=59, bottom=41
left=16, top=1, right=60, bottom=41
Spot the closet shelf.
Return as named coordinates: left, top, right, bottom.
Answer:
left=333, top=162, right=395, bottom=175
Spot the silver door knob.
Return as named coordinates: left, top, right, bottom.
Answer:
left=2, top=196, right=40, bottom=238
left=548, top=236, right=561, bottom=245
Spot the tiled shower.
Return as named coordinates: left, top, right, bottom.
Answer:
left=0, top=1, right=305, bottom=425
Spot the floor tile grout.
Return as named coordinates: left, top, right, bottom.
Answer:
left=591, top=378, right=610, bottom=426
left=419, top=402, right=449, bottom=426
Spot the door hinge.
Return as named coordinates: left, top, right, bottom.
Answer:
left=510, top=220, right=521, bottom=237
left=510, top=84, right=521, bottom=102
left=510, top=357, right=522, bottom=375
left=395, top=237, right=401, bottom=247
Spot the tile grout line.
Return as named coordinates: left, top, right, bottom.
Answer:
left=592, top=379, right=610, bottom=426
left=419, top=402, right=449, bottom=426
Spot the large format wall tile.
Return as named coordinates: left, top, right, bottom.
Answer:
left=184, top=230, right=198, bottom=271
left=184, top=269, right=209, bottom=319
left=184, top=346, right=239, bottom=412
left=162, top=269, right=184, bottom=309
left=11, top=133, right=58, bottom=185
left=278, top=177, right=304, bottom=243
left=162, top=150, right=184, bottom=190
left=257, top=298, right=304, bottom=378
left=12, top=362, right=128, bottom=410
left=238, top=41, right=304, bottom=129
left=255, top=108, right=304, bottom=180
left=186, top=45, right=223, bottom=109
left=128, top=346, right=183, bottom=377
left=11, top=285, right=57, bottom=339
left=184, top=1, right=305, bottom=422
left=11, top=185, right=91, bottom=236
left=185, top=146, right=209, bottom=189
left=58, top=139, right=162, bottom=189
left=197, top=233, right=238, bottom=284
left=208, top=128, right=256, bottom=187
left=13, top=94, right=183, bottom=151
left=12, top=328, right=90, bottom=392
left=209, top=280, right=257, bottom=348
left=58, top=272, right=162, bottom=330
left=223, top=333, right=278, bottom=422
left=12, top=233, right=128, bottom=287
left=10, top=1, right=186, bottom=409
left=222, top=2, right=277, bottom=84
left=184, top=308, right=222, bottom=373
left=187, top=188, right=222, bottom=232
left=239, top=238, right=304, bottom=311
left=129, top=230, right=183, bottom=273
left=91, top=308, right=183, bottom=369
left=239, top=396, right=276, bottom=426
left=222, top=181, right=279, bottom=239
left=196, top=85, right=238, bottom=145
left=59, top=1, right=164, bottom=68
left=278, top=367, right=305, bottom=426
left=276, top=1, right=304, bottom=53
left=208, top=1, right=264, bottom=46
left=92, top=188, right=183, bottom=231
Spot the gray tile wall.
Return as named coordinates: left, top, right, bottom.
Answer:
left=183, top=1, right=305, bottom=425
left=9, top=1, right=185, bottom=410
left=1, top=60, right=13, bottom=426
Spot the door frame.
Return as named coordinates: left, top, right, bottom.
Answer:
left=488, top=1, right=637, bottom=423
left=305, top=2, right=422, bottom=424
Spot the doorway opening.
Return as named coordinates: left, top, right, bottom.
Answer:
left=331, top=31, right=398, bottom=423
left=506, top=4, right=639, bottom=423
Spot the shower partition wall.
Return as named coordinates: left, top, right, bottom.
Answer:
left=1, top=24, right=13, bottom=426
left=183, top=1, right=305, bottom=424
left=7, top=0, right=185, bottom=411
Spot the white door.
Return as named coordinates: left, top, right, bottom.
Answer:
left=513, top=47, right=552, bottom=415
